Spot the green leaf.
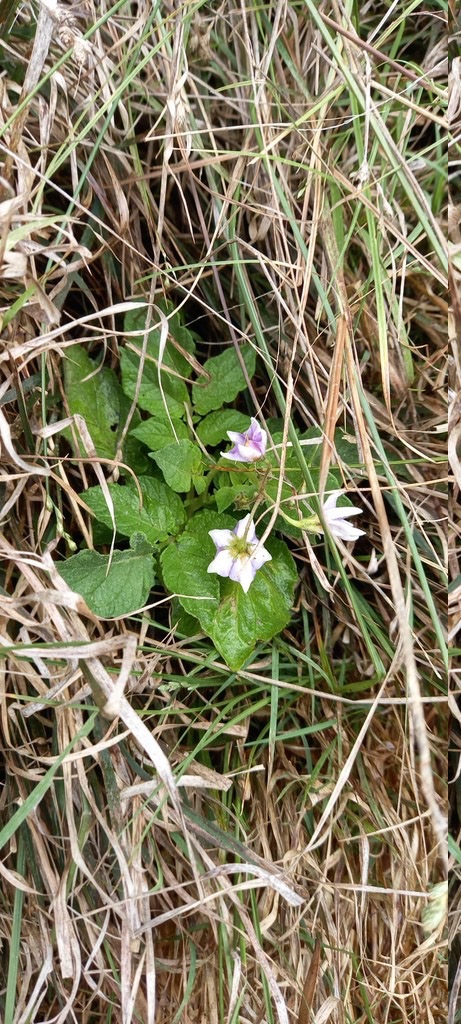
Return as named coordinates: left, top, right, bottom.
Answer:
left=84, top=476, right=185, bottom=544
left=128, top=532, right=154, bottom=555
left=449, top=834, right=461, bottom=865
left=62, top=344, right=150, bottom=474
left=196, top=409, right=251, bottom=446
left=215, top=484, right=258, bottom=514
left=160, top=531, right=221, bottom=630
left=124, top=300, right=197, bottom=378
left=268, top=428, right=358, bottom=483
left=294, top=428, right=359, bottom=468
left=196, top=476, right=208, bottom=496
left=149, top=440, right=203, bottom=492
left=161, top=512, right=297, bottom=670
left=58, top=547, right=155, bottom=618
left=185, top=509, right=234, bottom=537
left=120, top=300, right=196, bottom=419
left=120, top=349, right=187, bottom=420
left=130, top=416, right=189, bottom=451
left=170, top=597, right=200, bottom=638
left=192, top=345, right=256, bottom=415
left=63, top=345, right=124, bottom=459
left=121, top=427, right=151, bottom=476
left=208, top=537, right=297, bottom=669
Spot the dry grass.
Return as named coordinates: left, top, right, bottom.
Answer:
left=0, top=2, right=447, bottom=1023
left=449, top=3, right=460, bottom=1022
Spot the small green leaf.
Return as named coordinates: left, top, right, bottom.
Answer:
left=124, top=300, right=197, bottom=378
left=196, top=409, right=251, bottom=446
left=121, top=428, right=151, bottom=476
left=120, top=300, right=196, bottom=419
left=84, top=476, right=185, bottom=544
left=58, top=548, right=155, bottom=618
left=130, top=416, right=189, bottom=451
left=129, top=533, right=154, bottom=555
left=149, top=440, right=203, bottom=492
left=215, top=484, right=257, bottom=513
left=120, top=349, right=187, bottom=420
left=63, top=344, right=149, bottom=474
left=192, top=345, right=256, bottom=415
left=193, top=474, right=207, bottom=495
left=63, top=345, right=123, bottom=459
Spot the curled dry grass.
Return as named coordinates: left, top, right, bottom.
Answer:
left=0, top=2, right=447, bottom=1022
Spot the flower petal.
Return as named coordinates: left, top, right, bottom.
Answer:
left=220, top=448, right=249, bottom=462
left=329, top=521, right=365, bottom=541
left=220, top=441, right=262, bottom=463
left=323, top=490, right=344, bottom=510
left=326, top=504, right=363, bottom=522
left=208, top=514, right=271, bottom=592
left=324, top=491, right=363, bottom=518
left=243, top=441, right=266, bottom=461
left=229, top=556, right=256, bottom=593
left=209, top=528, right=234, bottom=550
left=207, top=549, right=234, bottom=577
left=233, top=514, right=255, bottom=541
left=250, top=545, right=272, bottom=570
left=322, top=490, right=365, bottom=543
left=221, top=418, right=267, bottom=462
left=247, top=418, right=266, bottom=445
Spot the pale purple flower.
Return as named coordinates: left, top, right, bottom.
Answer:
left=323, top=491, right=365, bottom=542
left=207, top=514, right=272, bottom=593
left=221, top=417, right=267, bottom=463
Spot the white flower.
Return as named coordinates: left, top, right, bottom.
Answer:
left=323, top=491, right=365, bottom=542
left=207, top=514, right=272, bottom=593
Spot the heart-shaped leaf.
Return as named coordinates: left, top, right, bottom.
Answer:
left=63, top=345, right=148, bottom=472
left=149, top=440, right=203, bottom=492
left=59, top=544, right=155, bottom=618
left=192, top=345, right=256, bottom=415
left=120, top=300, right=197, bottom=419
left=196, top=409, right=251, bottom=446
left=84, top=476, right=185, bottom=545
left=130, top=416, right=189, bottom=451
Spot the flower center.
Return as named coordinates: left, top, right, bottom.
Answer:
left=228, top=536, right=254, bottom=559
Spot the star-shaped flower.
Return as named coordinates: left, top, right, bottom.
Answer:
left=207, top=514, right=272, bottom=592
left=322, top=491, right=365, bottom=542
left=221, top=417, right=267, bottom=463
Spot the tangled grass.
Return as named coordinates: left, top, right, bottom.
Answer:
left=0, top=2, right=448, bottom=1022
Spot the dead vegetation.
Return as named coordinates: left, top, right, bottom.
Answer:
left=0, top=2, right=448, bottom=1022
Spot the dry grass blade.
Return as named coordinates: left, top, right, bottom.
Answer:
left=298, top=939, right=322, bottom=1024
left=319, top=315, right=347, bottom=499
